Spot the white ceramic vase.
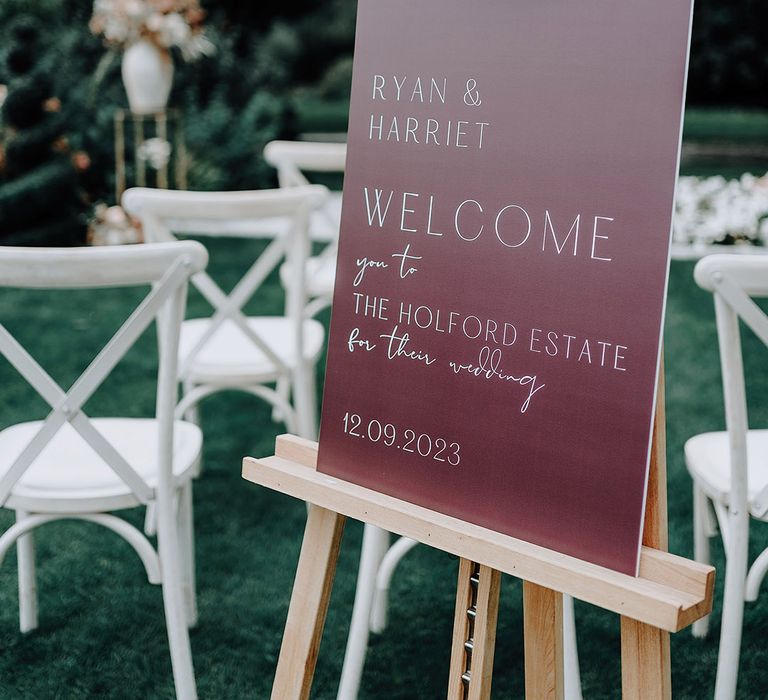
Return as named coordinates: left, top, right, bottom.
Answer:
left=121, top=39, right=174, bottom=115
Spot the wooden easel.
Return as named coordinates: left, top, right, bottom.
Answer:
left=242, top=376, right=714, bottom=698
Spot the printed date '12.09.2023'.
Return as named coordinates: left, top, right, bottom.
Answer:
left=342, top=412, right=461, bottom=466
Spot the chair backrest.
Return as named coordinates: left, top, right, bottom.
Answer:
left=263, top=141, right=347, bottom=189
left=264, top=142, right=347, bottom=243
left=695, top=254, right=768, bottom=516
left=0, top=241, right=208, bottom=506
left=122, top=186, right=328, bottom=378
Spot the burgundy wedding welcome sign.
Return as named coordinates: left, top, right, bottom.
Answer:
left=317, top=0, right=694, bottom=574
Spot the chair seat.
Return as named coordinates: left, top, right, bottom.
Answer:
left=0, top=418, right=202, bottom=512
left=178, top=316, right=325, bottom=384
left=685, top=429, right=768, bottom=518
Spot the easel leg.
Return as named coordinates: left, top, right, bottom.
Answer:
left=447, top=559, right=501, bottom=700
left=620, top=619, right=671, bottom=699
left=620, top=365, right=671, bottom=699
left=271, top=505, right=346, bottom=700
left=523, top=581, right=564, bottom=700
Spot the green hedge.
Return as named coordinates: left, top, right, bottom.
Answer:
left=689, top=1, right=768, bottom=106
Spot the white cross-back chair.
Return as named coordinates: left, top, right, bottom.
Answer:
left=263, top=140, right=346, bottom=318
left=122, top=186, right=329, bottom=440
left=0, top=241, right=207, bottom=699
left=687, top=254, right=768, bottom=700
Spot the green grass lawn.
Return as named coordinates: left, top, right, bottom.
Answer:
left=683, top=109, right=768, bottom=144
left=0, top=239, right=767, bottom=698
left=654, top=106, right=768, bottom=179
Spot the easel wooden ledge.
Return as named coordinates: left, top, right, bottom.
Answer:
left=242, top=387, right=714, bottom=698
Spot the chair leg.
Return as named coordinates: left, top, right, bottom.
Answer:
left=272, top=376, right=290, bottom=423
left=714, top=510, right=749, bottom=700
left=157, top=496, right=198, bottom=699
left=336, top=525, right=390, bottom=700
left=692, top=484, right=712, bottom=638
left=181, top=379, right=201, bottom=426
left=292, top=363, right=318, bottom=440
left=15, top=510, right=38, bottom=634
left=370, top=536, right=419, bottom=633
left=178, top=482, right=198, bottom=628
left=306, top=368, right=318, bottom=439
left=563, top=594, right=584, bottom=700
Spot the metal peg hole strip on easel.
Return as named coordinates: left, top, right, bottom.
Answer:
left=461, top=562, right=482, bottom=694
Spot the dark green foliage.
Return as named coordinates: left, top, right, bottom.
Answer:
left=689, top=1, right=768, bottom=106
left=317, top=57, right=355, bottom=101
left=169, top=21, right=301, bottom=192
left=3, top=112, right=66, bottom=177
left=290, top=0, right=357, bottom=89
left=0, top=14, right=91, bottom=246
left=0, top=161, right=83, bottom=245
left=181, top=90, right=290, bottom=192
left=0, top=0, right=355, bottom=204
left=205, top=0, right=356, bottom=85
left=209, top=0, right=768, bottom=107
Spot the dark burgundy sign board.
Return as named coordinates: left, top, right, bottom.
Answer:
left=317, top=0, right=694, bottom=575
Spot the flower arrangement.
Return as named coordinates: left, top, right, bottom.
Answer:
left=89, top=0, right=214, bottom=60
left=137, top=136, right=172, bottom=170
left=88, top=204, right=143, bottom=245
left=673, top=172, right=768, bottom=248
